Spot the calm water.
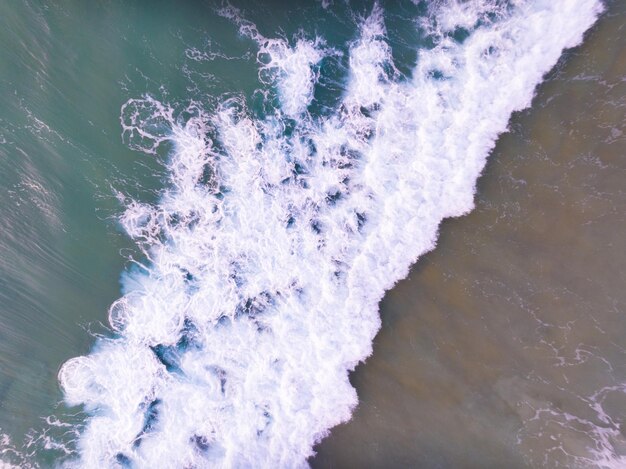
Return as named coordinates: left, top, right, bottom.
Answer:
left=0, top=1, right=622, bottom=467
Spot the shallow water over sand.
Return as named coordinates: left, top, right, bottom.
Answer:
left=313, top=3, right=626, bottom=467
left=0, top=1, right=622, bottom=467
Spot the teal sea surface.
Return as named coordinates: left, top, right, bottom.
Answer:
left=0, top=1, right=624, bottom=467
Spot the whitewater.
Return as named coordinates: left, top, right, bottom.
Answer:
left=47, top=1, right=604, bottom=467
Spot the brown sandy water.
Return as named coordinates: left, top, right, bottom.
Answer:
left=313, top=3, right=626, bottom=468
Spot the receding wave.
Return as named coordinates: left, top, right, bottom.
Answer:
left=51, top=1, right=602, bottom=467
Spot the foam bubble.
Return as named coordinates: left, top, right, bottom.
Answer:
left=58, top=1, right=604, bottom=467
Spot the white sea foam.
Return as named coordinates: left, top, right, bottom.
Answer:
left=57, top=1, right=603, bottom=467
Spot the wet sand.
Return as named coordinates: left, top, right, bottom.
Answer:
left=313, top=3, right=626, bottom=468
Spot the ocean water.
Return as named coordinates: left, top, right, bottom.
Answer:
left=313, top=2, right=626, bottom=467
left=0, top=1, right=621, bottom=468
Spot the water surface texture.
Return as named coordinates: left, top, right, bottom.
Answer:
left=313, top=3, right=626, bottom=467
left=0, top=1, right=622, bottom=468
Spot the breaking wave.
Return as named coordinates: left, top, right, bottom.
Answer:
left=55, top=1, right=602, bottom=467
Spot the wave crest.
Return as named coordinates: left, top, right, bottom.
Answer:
left=58, top=1, right=602, bottom=467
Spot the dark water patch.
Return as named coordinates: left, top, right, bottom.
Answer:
left=115, top=452, right=132, bottom=467
left=134, top=398, right=162, bottom=448
left=356, top=211, right=367, bottom=232
left=150, top=344, right=181, bottom=374
left=310, top=53, right=349, bottom=118
left=310, top=219, right=323, bottom=235
left=191, top=434, right=211, bottom=453
left=178, top=317, right=200, bottom=350
left=206, top=365, right=228, bottom=396
left=235, top=291, right=275, bottom=320
left=325, top=190, right=342, bottom=205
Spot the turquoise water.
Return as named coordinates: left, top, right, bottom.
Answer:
left=0, top=1, right=622, bottom=467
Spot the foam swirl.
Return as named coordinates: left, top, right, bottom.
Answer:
left=58, top=1, right=603, bottom=467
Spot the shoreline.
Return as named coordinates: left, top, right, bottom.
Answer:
left=312, top=3, right=626, bottom=466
